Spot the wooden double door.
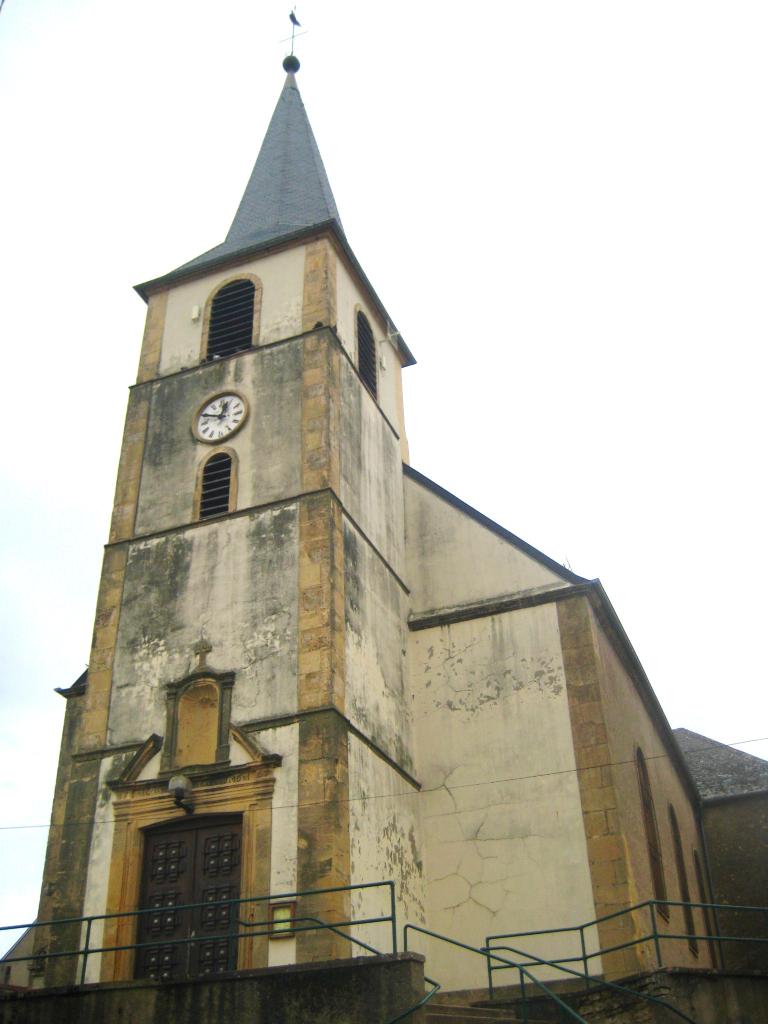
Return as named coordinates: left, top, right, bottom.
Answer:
left=135, top=815, right=242, bottom=981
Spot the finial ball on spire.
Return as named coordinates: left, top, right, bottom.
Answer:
left=283, top=55, right=300, bottom=74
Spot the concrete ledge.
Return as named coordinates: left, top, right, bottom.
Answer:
left=0, top=952, right=426, bottom=1024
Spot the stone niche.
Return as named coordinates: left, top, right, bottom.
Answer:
left=161, top=669, right=235, bottom=772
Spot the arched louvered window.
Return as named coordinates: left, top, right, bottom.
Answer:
left=198, top=452, right=233, bottom=519
left=356, top=311, right=377, bottom=399
left=669, top=806, right=698, bottom=956
left=206, top=279, right=256, bottom=360
left=636, top=748, right=668, bottom=915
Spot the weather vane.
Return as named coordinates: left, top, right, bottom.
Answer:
left=284, top=8, right=305, bottom=57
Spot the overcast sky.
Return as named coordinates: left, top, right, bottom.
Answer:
left=1, top=1, right=766, bottom=942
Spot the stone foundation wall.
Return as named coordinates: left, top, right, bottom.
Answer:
left=573, top=968, right=768, bottom=1024
left=703, top=791, right=768, bottom=973
left=0, top=953, right=425, bottom=1024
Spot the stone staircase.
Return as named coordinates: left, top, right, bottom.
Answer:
left=425, top=1003, right=550, bottom=1023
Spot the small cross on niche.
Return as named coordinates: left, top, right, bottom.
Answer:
left=193, top=637, right=213, bottom=670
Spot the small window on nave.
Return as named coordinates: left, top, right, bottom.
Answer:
left=669, top=805, right=698, bottom=956
left=198, top=452, right=233, bottom=519
left=206, top=279, right=256, bottom=360
left=636, top=747, right=668, bottom=914
left=356, top=310, right=377, bottom=399
left=693, top=849, right=718, bottom=965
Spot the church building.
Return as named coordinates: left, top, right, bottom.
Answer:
left=26, top=57, right=714, bottom=1001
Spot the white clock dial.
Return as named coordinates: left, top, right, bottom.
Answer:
left=196, top=393, right=247, bottom=442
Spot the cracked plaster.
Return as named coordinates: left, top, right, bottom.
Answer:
left=410, top=605, right=598, bottom=990
left=348, top=734, right=425, bottom=953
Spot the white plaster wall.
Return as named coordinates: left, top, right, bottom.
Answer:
left=333, top=255, right=361, bottom=362
left=137, top=750, right=162, bottom=781
left=348, top=735, right=425, bottom=957
left=135, top=340, right=303, bottom=535
left=340, top=359, right=405, bottom=577
left=228, top=736, right=255, bottom=766
left=2, top=929, right=36, bottom=988
left=405, top=476, right=570, bottom=615
left=158, top=246, right=305, bottom=375
left=335, top=255, right=403, bottom=433
left=80, top=757, right=117, bottom=983
left=409, top=605, right=598, bottom=991
left=344, top=519, right=413, bottom=774
left=259, top=723, right=299, bottom=968
left=108, top=509, right=299, bottom=746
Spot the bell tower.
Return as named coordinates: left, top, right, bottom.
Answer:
left=35, top=57, right=418, bottom=984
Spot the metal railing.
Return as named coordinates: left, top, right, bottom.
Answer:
left=404, top=923, right=588, bottom=1023
left=285, top=914, right=442, bottom=1024
left=483, top=940, right=696, bottom=1023
left=5, top=893, right=764, bottom=1023
left=404, top=921, right=700, bottom=1023
left=386, top=973, right=442, bottom=1024
left=485, top=898, right=768, bottom=995
left=0, top=880, right=438, bottom=1024
left=0, top=880, right=398, bottom=986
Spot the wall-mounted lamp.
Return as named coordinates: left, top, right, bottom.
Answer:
left=168, top=774, right=194, bottom=814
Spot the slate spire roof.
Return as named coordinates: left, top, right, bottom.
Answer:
left=161, top=66, right=343, bottom=280
left=225, top=69, right=342, bottom=249
left=134, top=61, right=415, bottom=365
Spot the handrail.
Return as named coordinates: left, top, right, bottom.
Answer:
left=0, top=881, right=433, bottom=1024
left=2, top=913, right=393, bottom=983
left=385, top=975, right=441, bottom=1024
left=403, top=922, right=698, bottom=1024
left=242, top=911, right=440, bottom=1024
left=486, top=898, right=768, bottom=991
left=486, top=941, right=696, bottom=1024
left=486, top=897, right=768, bottom=943
left=0, top=879, right=398, bottom=985
left=404, top=923, right=588, bottom=1023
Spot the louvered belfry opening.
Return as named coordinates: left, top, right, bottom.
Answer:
left=206, top=280, right=256, bottom=360
left=356, top=311, right=377, bottom=399
left=199, top=453, right=232, bottom=519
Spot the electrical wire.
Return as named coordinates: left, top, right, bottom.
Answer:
left=0, top=734, right=766, bottom=834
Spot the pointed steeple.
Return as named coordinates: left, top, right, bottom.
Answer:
left=134, top=60, right=415, bottom=366
left=225, top=60, right=342, bottom=250
left=158, top=58, right=343, bottom=281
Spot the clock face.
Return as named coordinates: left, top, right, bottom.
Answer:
left=195, top=393, right=247, bottom=442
